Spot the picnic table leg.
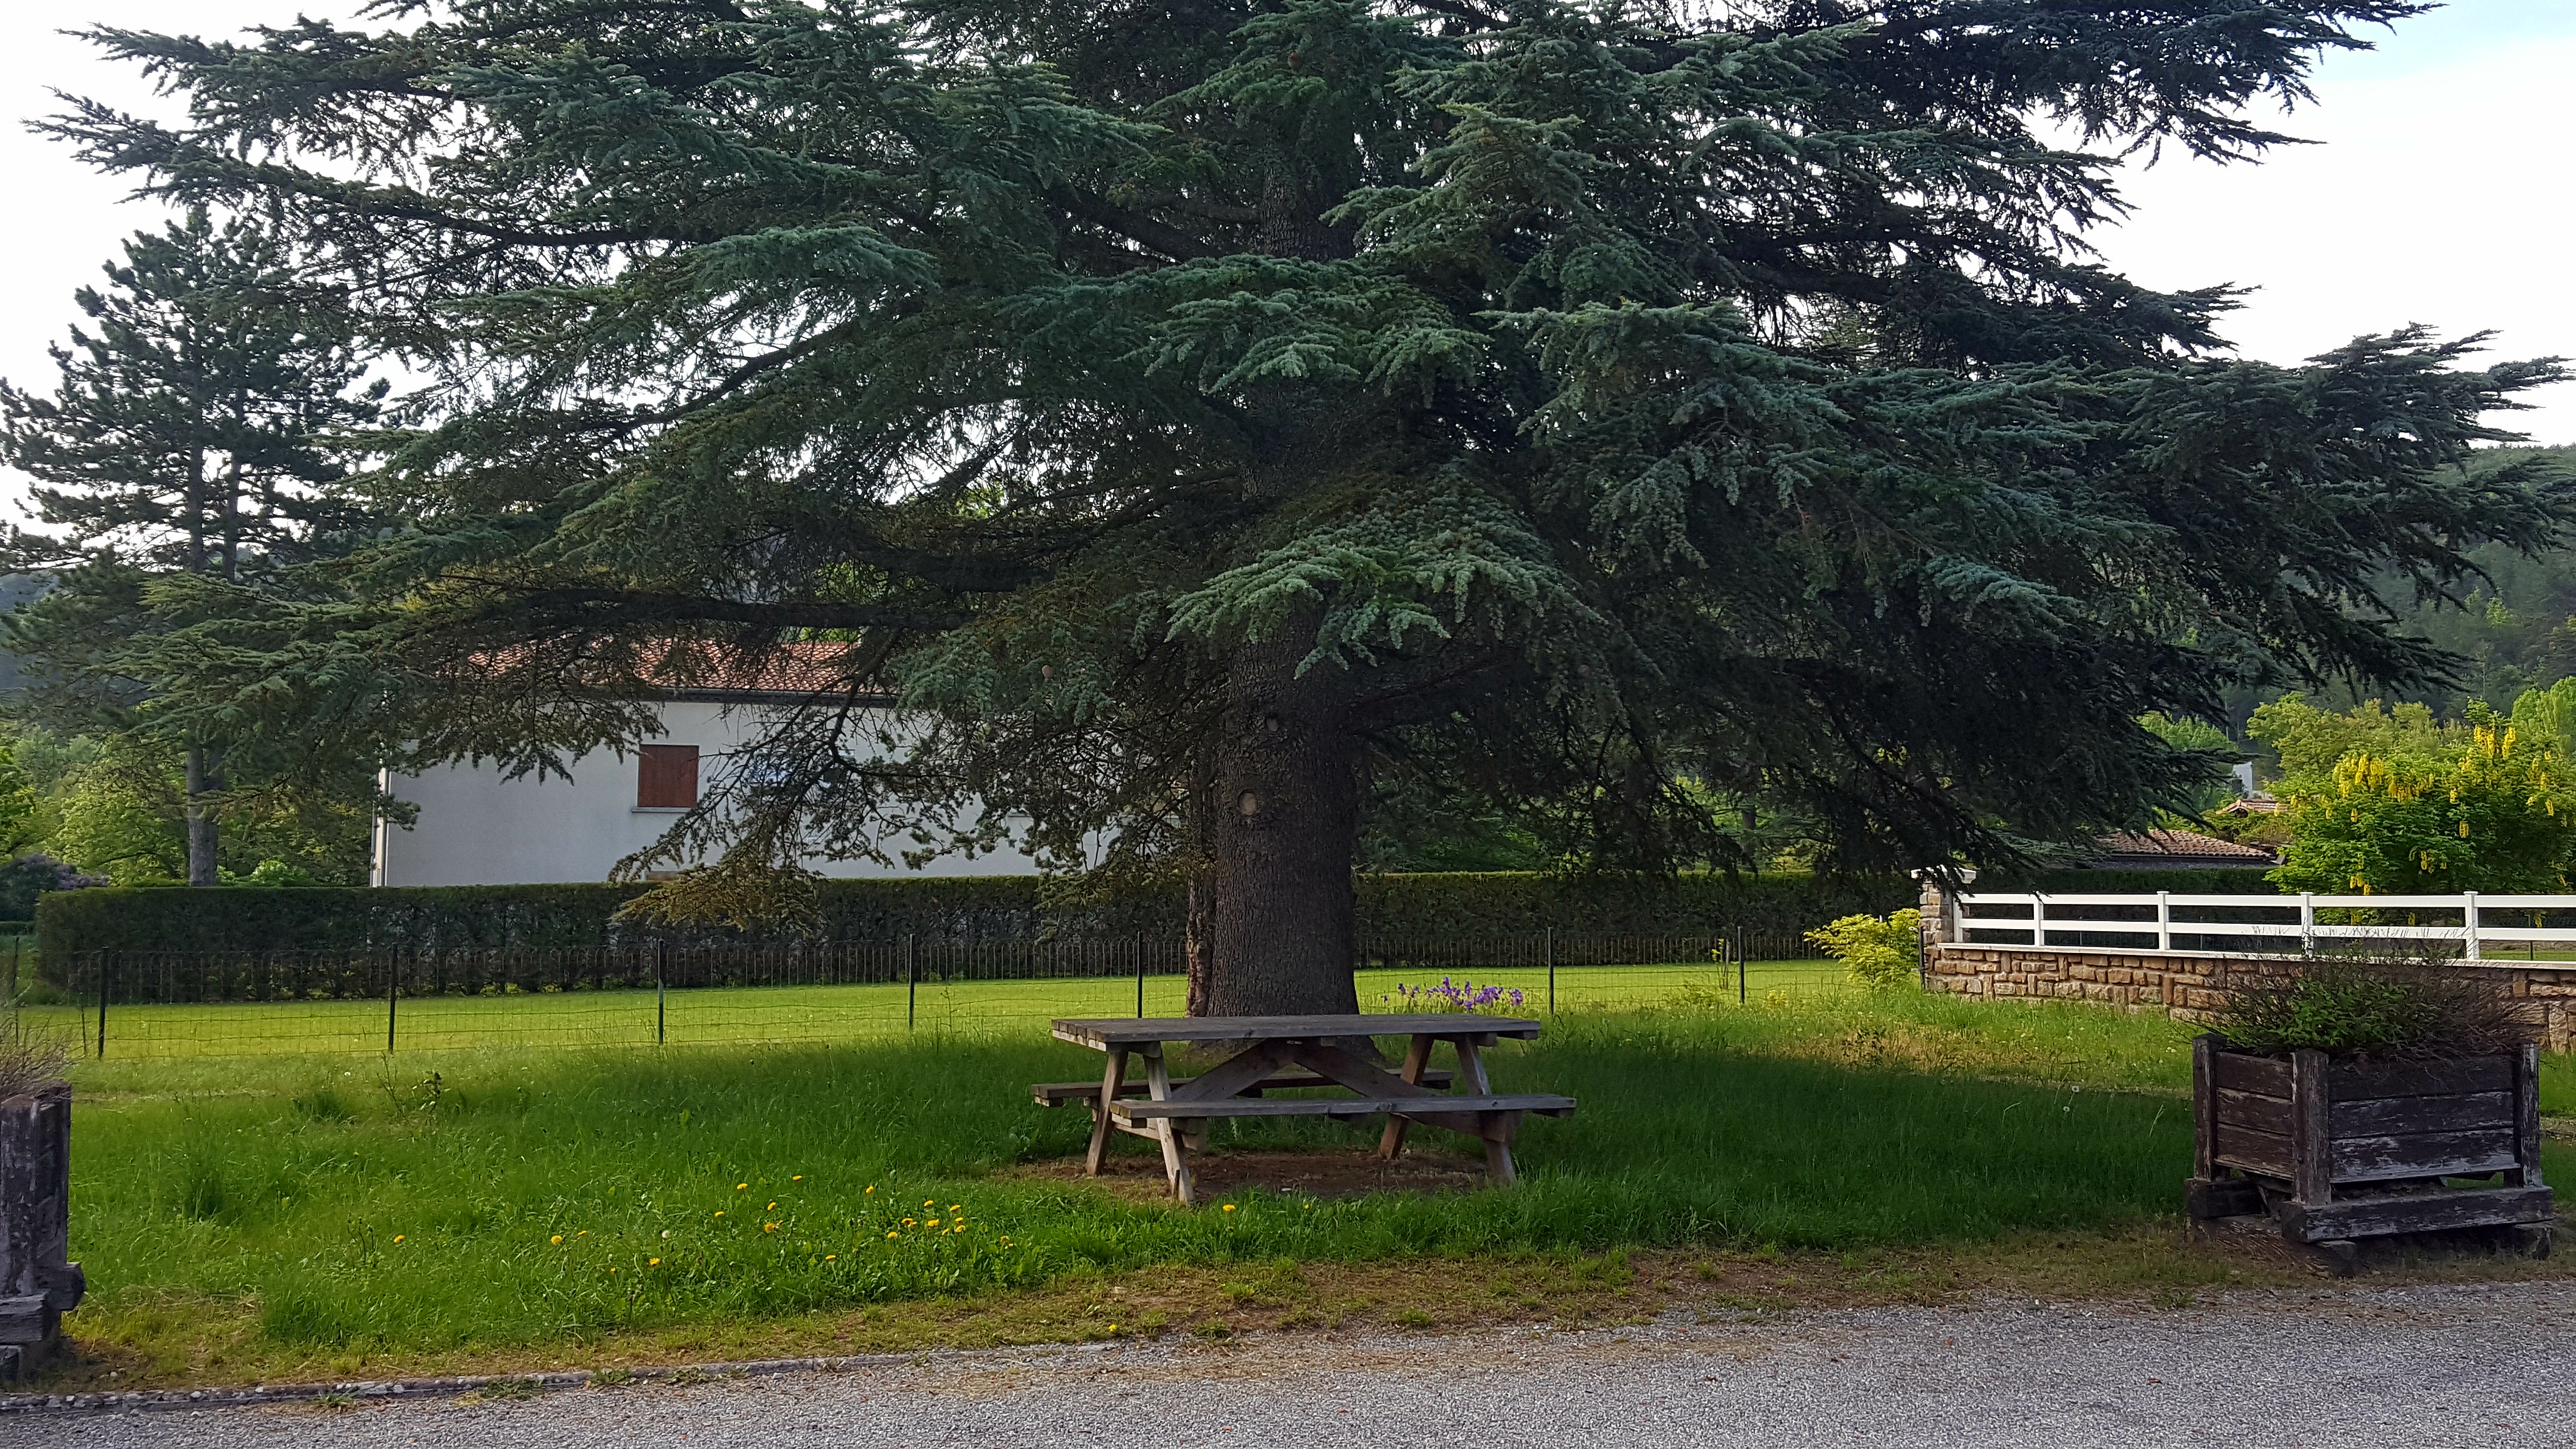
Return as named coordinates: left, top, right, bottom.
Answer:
left=1375, top=1033, right=1435, bottom=1160
left=1479, top=1111, right=1519, bottom=1187
left=1143, top=1043, right=1196, bottom=1205
left=1085, top=1047, right=1128, bottom=1176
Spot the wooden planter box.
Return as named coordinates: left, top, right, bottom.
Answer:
left=0, top=1083, right=83, bottom=1380
left=2188, top=1034, right=2553, bottom=1255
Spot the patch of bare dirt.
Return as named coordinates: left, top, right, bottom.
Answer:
left=1005, top=1148, right=1493, bottom=1201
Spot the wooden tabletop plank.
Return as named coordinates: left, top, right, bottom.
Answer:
left=1110, top=1094, right=1576, bottom=1120
left=1052, top=1014, right=1542, bottom=1047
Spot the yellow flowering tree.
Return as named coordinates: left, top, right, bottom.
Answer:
left=2271, top=719, right=2576, bottom=894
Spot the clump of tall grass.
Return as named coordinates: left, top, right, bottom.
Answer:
left=2215, top=953, right=2529, bottom=1059
left=0, top=1003, right=69, bottom=1098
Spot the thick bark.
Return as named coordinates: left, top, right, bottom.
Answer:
left=183, top=742, right=220, bottom=888
left=1201, top=620, right=1362, bottom=1016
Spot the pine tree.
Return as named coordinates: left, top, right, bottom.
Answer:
left=0, top=209, right=385, bottom=886
left=52, top=2, right=2571, bottom=1007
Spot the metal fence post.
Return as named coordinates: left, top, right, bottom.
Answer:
left=1135, top=933, right=1147, bottom=1018
left=656, top=942, right=668, bottom=1046
left=1544, top=926, right=1555, bottom=1016
left=905, top=933, right=917, bottom=1030
left=96, top=954, right=109, bottom=1059
left=386, top=953, right=399, bottom=1054
left=1737, top=935, right=1746, bottom=1005
left=2464, top=891, right=2481, bottom=962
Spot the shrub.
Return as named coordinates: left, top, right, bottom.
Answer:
left=0, top=853, right=106, bottom=921
left=2213, top=955, right=2528, bottom=1059
left=1805, top=909, right=1922, bottom=991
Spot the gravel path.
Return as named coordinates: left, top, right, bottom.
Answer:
left=16, top=1280, right=2576, bottom=1449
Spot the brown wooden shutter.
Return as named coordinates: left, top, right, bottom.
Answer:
left=637, top=745, right=699, bottom=808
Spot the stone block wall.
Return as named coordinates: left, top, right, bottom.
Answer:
left=1924, top=943, right=2576, bottom=1052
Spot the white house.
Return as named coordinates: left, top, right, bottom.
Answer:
left=371, top=649, right=1042, bottom=886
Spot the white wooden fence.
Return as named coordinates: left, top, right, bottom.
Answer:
left=1948, top=891, right=2576, bottom=963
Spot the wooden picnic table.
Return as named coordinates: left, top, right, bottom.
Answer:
left=1038, top=1014, right=1575, bottom=1206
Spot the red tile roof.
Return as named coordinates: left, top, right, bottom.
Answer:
left=2089, top=829, right=2276, bottom=864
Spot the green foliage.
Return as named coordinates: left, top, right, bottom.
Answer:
left=0, top=207, right=389, bottom=883
left=39, top=870, right=1914, bottom=959
left=2004, top=869, right=2282, bottom=895
left=48, top=0, right=2575, bottom=985
left=1804, top=910, right=1923, bottom=992
left=2248, top=694, right=2463, bottom=782
left=2136, top=712, right=2242, bottom=815
left=2213, top=957, right=2526, bottom=1059
left=2266, top=709, right=2576, bottom=894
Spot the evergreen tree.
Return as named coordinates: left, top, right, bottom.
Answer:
left=0, top=209, right=385, bottom=885
left=54, top=2, right=2572, bottom=1010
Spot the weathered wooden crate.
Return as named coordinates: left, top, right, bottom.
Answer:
left=0, top=1083, right=84, bottom=1380
left=2188, top=1034, right=2553, bottom=1252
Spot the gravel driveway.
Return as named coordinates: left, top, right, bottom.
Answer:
left=16, top=1280, right=2574, bottom=1449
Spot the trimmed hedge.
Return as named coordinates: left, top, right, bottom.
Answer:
left=2005, top=868, right=2283, bottom=895
left=38, top=870, right=1917, bottom=959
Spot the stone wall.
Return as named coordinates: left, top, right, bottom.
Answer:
left=1924, top=943, right=2576, bottom=1052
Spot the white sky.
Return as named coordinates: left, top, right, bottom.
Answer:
left=0, top=0, right=2566, bottom=515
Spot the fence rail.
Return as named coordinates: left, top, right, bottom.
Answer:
left=35, top=930, right=1840, bottom=1061
left=1952, top=890, right=2576, bottom=961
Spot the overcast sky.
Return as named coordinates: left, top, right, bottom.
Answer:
left=0, top=0, right=2567, bottom=515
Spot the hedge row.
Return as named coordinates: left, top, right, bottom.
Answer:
left=37, top=871, right=1940, bottom=958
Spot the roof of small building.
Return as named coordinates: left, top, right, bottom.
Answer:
left=2086, top=828, right=2276, bottom=866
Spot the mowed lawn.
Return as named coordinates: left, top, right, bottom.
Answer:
left=29, top=960, right=1847, bottom=1059
left=57, top=985, right=2576, bottom=1380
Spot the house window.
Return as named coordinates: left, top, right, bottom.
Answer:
left=637, top=745, right=699, bottom=809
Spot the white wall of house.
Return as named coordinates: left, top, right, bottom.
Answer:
left=372, top=698, right=1042, bottom=886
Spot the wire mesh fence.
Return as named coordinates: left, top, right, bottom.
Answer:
left=27, top=931, right=1847, bottom=1061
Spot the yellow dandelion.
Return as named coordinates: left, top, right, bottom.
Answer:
left=768, top=1202, right=778, bottom=1210
left=1222, top=1204, right=1237, bottom=1213
left=764, top=1222, right=779, bottom=1232
left=715, top=1210, right=724, bottom=1217
left=948, top=1204, right=961, bottom=1212
left=923, top=1200, right=935, bottom=1208
left=737, top=1183, right=749, bottom=1190
left=825, top=1254, right=837, bottom=1261
left=886, top=1231, right=899, bottom=1240
left=926, top=1218, right=941, bottom=1228
left=392, top=1235, right=404, bottom=1243
left=865, top=1186, right=876, bottom=1195
left=649, top=1257, right=661, bottom=1266
left=551, top=1234, right=564, bottom=1244
left=793, top=1175, right=805, bottom=1181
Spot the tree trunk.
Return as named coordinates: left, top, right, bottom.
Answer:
left=1200, top=620, right=1361, bottom=1016
left=183, top=742, right=220, bottom=888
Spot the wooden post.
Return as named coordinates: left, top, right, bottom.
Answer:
left=2290, top=1047, right=2331, bottom=1207
left=1087, top=1047, right=1128, bottom=1176
left=2464, top=891, right=2481, bottom=962
left=2516, top=1042, right=2546, bottom=1190
left=2156, top=891, right=2171, bottom=952
left=1545, top=927, right=1555, bottom=1015
left=2190, top=1034, right=2216, bottom=1183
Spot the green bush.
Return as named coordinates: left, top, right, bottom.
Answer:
left=39, top=869, right=1914, bottom=959
left=1805, top=909, right=1922, bottom=991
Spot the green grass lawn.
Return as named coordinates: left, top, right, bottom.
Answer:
left=33, top=960, right=1849, bottom=1060
left=53, top=982, right=2576, bottom=1384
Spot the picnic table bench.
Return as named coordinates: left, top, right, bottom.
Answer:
left=1041, top=1014, right=1575, bottom=1206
